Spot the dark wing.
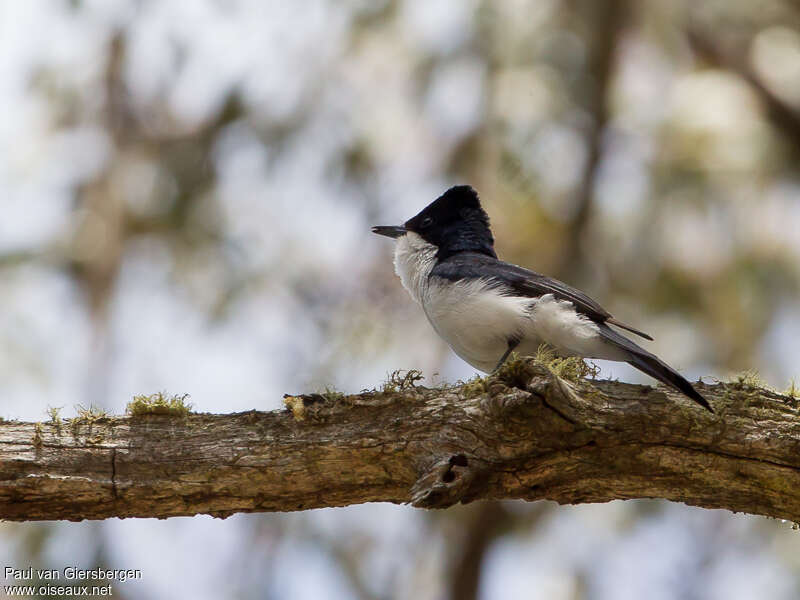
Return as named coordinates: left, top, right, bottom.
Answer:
left=431, top=253, right=653, bottom=340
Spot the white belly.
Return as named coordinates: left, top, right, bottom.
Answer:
left=423, top=284, right=625, bottom=373
left=423, top=278, right=532, bottom=372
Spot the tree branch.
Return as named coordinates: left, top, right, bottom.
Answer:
left=687, top=27, right=800, bottom=144
left=2, top=360, right=798, bottom=522
left=558, top=0, right=625, bottom=279
left=447, top=501, right=513, bottom=600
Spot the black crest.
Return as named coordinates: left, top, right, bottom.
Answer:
left=405, top=186, right=496, bottom=260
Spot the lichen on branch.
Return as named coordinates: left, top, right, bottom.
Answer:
left=0, top=359, right=798, bottom=522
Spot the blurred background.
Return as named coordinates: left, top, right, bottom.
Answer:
left=2, top=0, right=800, bottom=598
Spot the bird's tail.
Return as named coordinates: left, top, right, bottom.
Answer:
left=626, top=351, right=713, bottom=412
left=598, top=324, right=713, bottom=412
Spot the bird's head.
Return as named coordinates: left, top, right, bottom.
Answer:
left=372, top=185, right=496, bottom=260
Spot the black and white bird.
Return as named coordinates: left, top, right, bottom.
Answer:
left=372, top=185, right=712, bottom=412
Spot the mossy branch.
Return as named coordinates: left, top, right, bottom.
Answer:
left=1, top=358, right=799, bottom=522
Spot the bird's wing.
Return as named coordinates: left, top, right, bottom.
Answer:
left=431, top=253, right=653, bottom=341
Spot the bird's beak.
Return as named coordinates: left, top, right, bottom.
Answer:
left=371, top=225, right=407, bottom=239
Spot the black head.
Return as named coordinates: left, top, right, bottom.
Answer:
left=372, top=186, right=497, bottom=260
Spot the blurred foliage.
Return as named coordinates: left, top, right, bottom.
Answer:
left=2, top=0, right=800, bottom=599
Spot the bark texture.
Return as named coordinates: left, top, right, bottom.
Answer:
left=1, top=359, right=798, bottom=522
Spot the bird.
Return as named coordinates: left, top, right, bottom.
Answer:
left=372, top=185, right=712, bottom=412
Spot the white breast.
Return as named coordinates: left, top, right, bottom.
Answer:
left=393, top=232, right=437, bottom=304
left=424, top=277, right=533, bottom=372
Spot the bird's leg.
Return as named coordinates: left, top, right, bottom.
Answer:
left=492, top=338, right=520, bottom=373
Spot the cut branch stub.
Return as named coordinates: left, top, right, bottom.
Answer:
left=410, top=453, right=487, bottom=509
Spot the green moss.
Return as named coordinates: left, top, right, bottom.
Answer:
left=320, top=386, right=344, bottom=402
left=382, top=369, right=424, bottom=393
left=533, top=344, right=599, bottom=383
left=75, top=404, right=110, bottom=423
left=127, top=392, right=192, bottom=417
left=489, top=345, right=598, bottom=391
left=68, top=417, right=81, bottom=439
left=533, top=344, right=557, bottom=364
left=494, top=352, right=528, bottom=380
left=32, top=422, right=43, bottom=448
left=721, top=370, right=774, bottom=406
left=460, top=375, right=489, bottom=398
left=730, top=370, right=767, bottom=390
left=785, top=379, right=799, bottom=400
left=283, top=395, right=305, bottom=421
left=551, top=356, right=598, bottom=382
left=65, top=405, right=111, bottom=439
left=46, top=406, right=63, bottom=435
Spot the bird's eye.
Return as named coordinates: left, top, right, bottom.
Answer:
left=420, top=216, right=434, bottom=228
